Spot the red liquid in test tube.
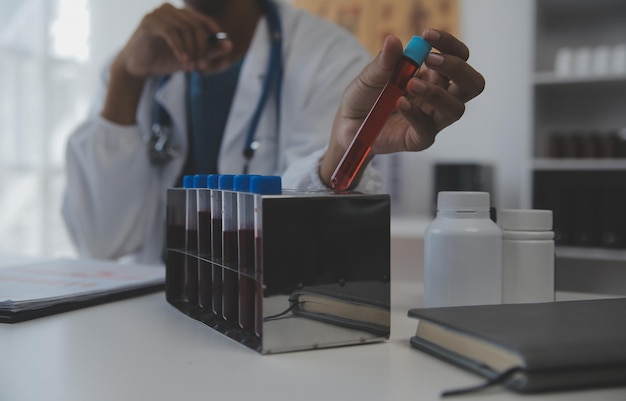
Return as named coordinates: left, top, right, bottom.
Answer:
left=210, top=176, right=224, bottom=319
left=218, top=175, right=239, bottom=324
left=211, top=216, right=223, bottom=316
left=233, top=174, right=257, bottom=332
left=238, top=228, right=255, bottom=330
left=197, top=207, right=212, bottom=311
left=330, top=36, right=432, bottom=191
left=184, top=176, right=198, bottom=304
left=222, top=229, right=239, bottom=321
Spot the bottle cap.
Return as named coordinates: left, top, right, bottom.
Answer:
left=500, top=209, right=553, bottom=231
left=182, top=175, right=194, bottom=188
left=437, top=191, right=490, bottom=211
left=250, top=176, right=282, bottom=195
left=193, top=174, right=208, bottom=188
left=218, top=174, right=236, bottom=190
left=207, top=174, right=220, bottom=189
left=233, top=174, right=260, bottom=192
left=403, top=36, right=432, bottom=65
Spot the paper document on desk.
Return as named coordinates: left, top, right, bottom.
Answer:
left=0, top=258, right=164, bottom=323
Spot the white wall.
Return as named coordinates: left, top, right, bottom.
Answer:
left=394, top=0, right=534, bottom=216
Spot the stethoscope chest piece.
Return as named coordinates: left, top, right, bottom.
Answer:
left=148, top=123, right=180, bottom=166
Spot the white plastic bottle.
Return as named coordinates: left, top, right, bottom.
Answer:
left=500, top=209, right=555, bottom=304
left=424, top=191, right=502, bottom=308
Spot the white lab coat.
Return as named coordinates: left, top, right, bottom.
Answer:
left=62, top=1, right=382, bottom=264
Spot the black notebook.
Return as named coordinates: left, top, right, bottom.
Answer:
left=289, top=281, right=390, bottom=336
left=408, top=298, right=626, bottom=394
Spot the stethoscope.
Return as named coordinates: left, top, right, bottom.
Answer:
left=148, top=0, right=283, bottom=174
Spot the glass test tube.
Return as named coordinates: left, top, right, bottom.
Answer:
left=165, top=186, right=187, bottom=302
left=210, top=175, right=224, bottom=319
left=330, top=36, right=431, bottom=191
left=195, top=174, right=212, bottom=314
left=234, top=175, right=258, bottom=332
left=219, top=174, right=239, bottom=324
left=184, top=175, right=199, bottom=305
left=250, top=176, right=282, bottom=339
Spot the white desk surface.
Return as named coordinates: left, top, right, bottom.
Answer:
left=2, top=272, right=625, bottom=401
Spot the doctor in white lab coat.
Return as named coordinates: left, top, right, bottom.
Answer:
left=63, top=0, right=376, bottom=264
left=62, top=0, right=485, bottom=264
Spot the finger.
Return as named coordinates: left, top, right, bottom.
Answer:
left=422, top=29, right=469, bottom=61
left=174, top=9, right=225, bottom=63
left=395, top=99, right=437, bottom=151
left=149, top=11, right=195, bottom=67
left=423, top=53, right=485, bottom=103
left=404, top=78, right=466, bottom=129
left=162, top=9, right=210, bottom=66
left=343, top=35, right=404, bottom=117
left=418, top=65, right=450, bottom=89
left=151, top=5, right=227, bottom=69
left=360, top=35, right=404, bottom=88
left=177, top=20, right=199, bottom=66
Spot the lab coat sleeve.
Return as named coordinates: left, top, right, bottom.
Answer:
left=62, top=115, right=162, bottom=261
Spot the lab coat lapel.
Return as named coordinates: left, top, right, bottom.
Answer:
left=154, top=72, right=188, bottom=152
left=219, top=16, right=271, bottom=173
left=148, top=71, right=188, bottom=186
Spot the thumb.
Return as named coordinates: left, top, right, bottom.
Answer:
left=342, top=35, right=405, bottom=118
left=375, top=35, right=405, bottom=79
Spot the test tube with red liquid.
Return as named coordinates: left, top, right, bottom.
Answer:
left=184, top=175, right=199, bottom=305
left=330, top=36, right=432, bottom=191
left=234, top=175, right=258, bottom=333
left=210, top=174, right=224, bottom=320
left=250, top=175, right=282, bottom=339
left=219, top=174, right=239, bottom=325
left=195, top=174, right=213, bottom=316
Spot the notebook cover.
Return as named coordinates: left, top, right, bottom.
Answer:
left=408, top=298, right=626, bottom=393
left=0, top=284, right=164, bottom=323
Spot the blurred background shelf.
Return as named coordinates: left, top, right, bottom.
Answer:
left=532, top=0, right=626, bottom=296
left=533, top=159, right=626, bottom=170
left=556, top=246, right=626, bottom=262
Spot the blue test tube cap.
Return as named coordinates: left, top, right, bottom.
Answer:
left=182, top=175, right=194, bottom=188
left=218, top=174, right=236, bottom=190
left=250, top=175, right=282, bottom=195
left=193, top=174, right=208, bottom=188
left=233, top=174, right=260, bottom=192
left=207, top=174, right=220, bottom=189
left=403, top=36, right=432, bottom=65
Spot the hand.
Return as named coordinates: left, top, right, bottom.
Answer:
left=117, top=3, right=233, bottom=77
left=321, top=29, right=485, bottom=187
left=102, top=3, right=234, bottom=124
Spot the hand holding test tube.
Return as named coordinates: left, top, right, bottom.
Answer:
left=330, top=36, right=432, bottom=191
